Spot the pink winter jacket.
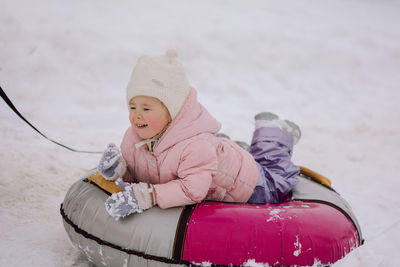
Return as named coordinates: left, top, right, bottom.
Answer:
left=121, top=88, right=260, bottom=209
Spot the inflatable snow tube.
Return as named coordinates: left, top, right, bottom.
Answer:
left=60, top=169, right=363, bottom=267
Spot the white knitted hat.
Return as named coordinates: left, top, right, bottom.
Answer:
left=126, top=49, right=191, bottom=119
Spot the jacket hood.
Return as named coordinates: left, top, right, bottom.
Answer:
left=152, top=88, right=221, bottom=156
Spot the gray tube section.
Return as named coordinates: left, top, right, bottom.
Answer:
left=62, top=178, right=185, bottom=267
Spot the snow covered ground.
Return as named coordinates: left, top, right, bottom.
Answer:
left=1, top=0, right=399, bottom=266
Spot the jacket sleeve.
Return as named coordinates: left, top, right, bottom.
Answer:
left=152, top=140, right=217, bottom=209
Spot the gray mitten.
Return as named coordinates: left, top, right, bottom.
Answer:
left=105, top=179, right=154, bottom=220
left=98, top=143, right=127, bottom=181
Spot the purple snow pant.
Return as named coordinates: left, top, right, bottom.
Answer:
left=247, top=127, right=300, bottom=204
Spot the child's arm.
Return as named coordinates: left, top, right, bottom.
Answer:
left=152, top=140, right=217, bottom=209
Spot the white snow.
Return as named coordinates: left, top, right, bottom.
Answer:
left=293, top=235, right=302, bottom=257
left=266, top=208, right=283, bottom=222
left=243, top=259, right=271, bottom=267
left=1, top=0, right=400, bottom=266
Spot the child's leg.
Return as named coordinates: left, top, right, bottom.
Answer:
left=247, top=162, right=273, bottom=204
left=249, top=126, right=300, bottom=203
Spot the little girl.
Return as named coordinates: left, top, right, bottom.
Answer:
left=98, top=50, right=301, bottom=220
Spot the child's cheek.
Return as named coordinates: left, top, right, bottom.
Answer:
left=129, top=113, right=134, bottom=126
left=145, top=115, right=166, bottom=133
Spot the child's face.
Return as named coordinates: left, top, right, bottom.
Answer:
left=129, top=96, right=171, bottom=139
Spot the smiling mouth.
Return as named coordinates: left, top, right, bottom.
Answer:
left=136, top=123, right=148, bottom=129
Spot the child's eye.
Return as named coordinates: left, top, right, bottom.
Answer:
left=130, top=106, right=136, bottom=110
left=144, top=108, right=150, bottom=111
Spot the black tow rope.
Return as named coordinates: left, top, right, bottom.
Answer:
left=1, top=85, right=102, bottom=154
